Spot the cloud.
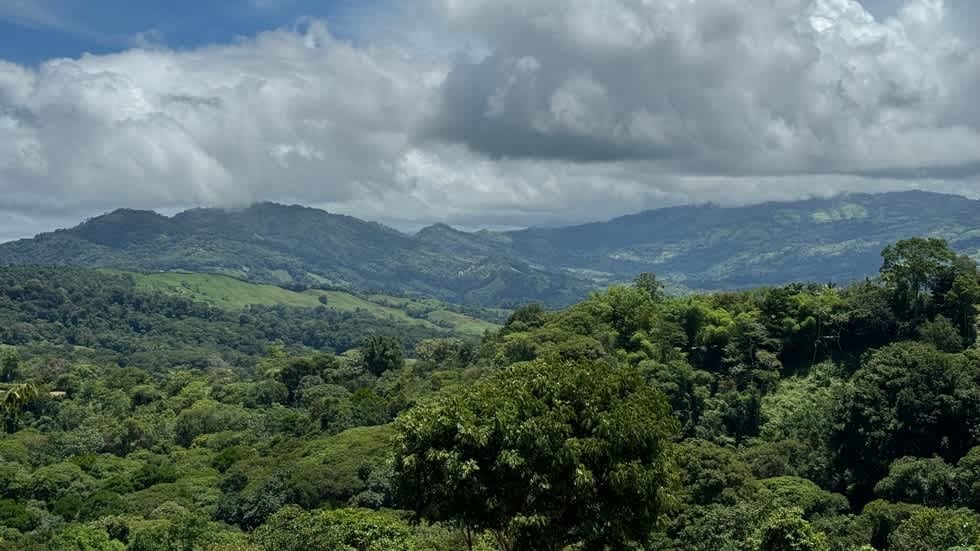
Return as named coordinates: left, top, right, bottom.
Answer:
left=0, top=1, right=979, bottom=241
left=424, top=0, right=980, bottom=176
left=0, top=20, right=442, bottom=213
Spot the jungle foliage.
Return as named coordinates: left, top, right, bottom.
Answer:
left=1, top=238, right=979, bottom=549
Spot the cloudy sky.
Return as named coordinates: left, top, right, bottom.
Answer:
left=1, top=0, right=979, bottom=240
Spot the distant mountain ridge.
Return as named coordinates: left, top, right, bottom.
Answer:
left=2, top=191, right=979, bottom=307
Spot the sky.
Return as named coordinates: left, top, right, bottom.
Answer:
left=1, top=0, right=979, bottom=240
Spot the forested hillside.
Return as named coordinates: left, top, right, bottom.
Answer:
left=3, top=191, right=980, bottom=307
left=0, top=266, right=485, bottom=370
left=2, top=237, right=980, bottom=549
left=0, top=204, right=592, bottom=308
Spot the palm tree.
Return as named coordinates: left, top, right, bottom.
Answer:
left=1, top=383, right=39, bottom=433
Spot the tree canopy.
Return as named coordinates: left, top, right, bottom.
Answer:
left=393, top=359, right=678, bottom=550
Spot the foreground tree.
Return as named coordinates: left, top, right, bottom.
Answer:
left=393, top=358, right=679, bottom=551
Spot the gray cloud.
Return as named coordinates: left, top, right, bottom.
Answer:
left=1, top=1, right=979, bottom=241
left=424, top=0, right=980, bottom=178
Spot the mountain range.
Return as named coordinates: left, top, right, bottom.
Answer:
left=2, top=190, right=979, bottom=307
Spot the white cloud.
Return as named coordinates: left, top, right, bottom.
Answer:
left=0, top=1, right=979, bottom=241
left=0, top=21, right=441, bottom=214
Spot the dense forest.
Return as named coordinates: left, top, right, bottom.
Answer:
left=2, top=237, right=980, bottom=549
left=0, top=266, right=460, bottom=370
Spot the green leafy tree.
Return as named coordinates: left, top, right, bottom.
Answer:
left=956, top=446, right=980, bottom=509
left=675, top=439, right=759, bottom=506
left=917, top=315, right=964, bottom=352
left=393, top=358, right=679, bottom=551
left=275, top=357, right=322, bottom=403
left=874, top=457, right=959, bottom=507
left=888, top=507, right=980, bottom=551
left=49, top=525, right=125, bottom=551
left=0, top=498, right=40, bottom=532
left=174, top=399, right=251, bottom=446
left=669, top=500, right=767, bottom=551
left=0, top=346, right=19, bottom=383
left=944, top=269, right=980, bottom=344
left=504, top=304, right=547, bottom=331
left=361, top=336, right=404, bottom=377
left=216, top=473, right=290, bottom=530
left=1, top=382, right=39, bottom=433
left=633, top=272, right=665, bottom=302
left=252, top=506, right=451, bottom=551
left=880, top=238, right=958, bottom=320
left=760, top=477, right=848, bottom=518
left=756, top=508, right=829, bottom=551
left=831, top=342, right=980, bottom=503
left=858, top=500, right=923, bottom=550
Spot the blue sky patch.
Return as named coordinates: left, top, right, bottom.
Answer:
left=0, top=0, right=371, bottom=64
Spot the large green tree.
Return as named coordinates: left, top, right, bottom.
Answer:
left=880, top=238, right=980, bottom=341
left=360, top=336, right=404, bottom=377
left=831, top=342, right=980, bottom=503
left=392, top=358, right=679, bottom=551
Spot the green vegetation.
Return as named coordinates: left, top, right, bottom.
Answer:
left=127, top=271, right=500, bottom=336
left=394, top=359, right=678, bottom=550
left=5, top=191, right=980, bottom=307
left=0, top=237, right=979, bottom=549
left=130, top=271, right=328, bottom=309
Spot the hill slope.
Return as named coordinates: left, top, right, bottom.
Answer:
left=501, top=190, right=980, bottom=289
left=0, top=203, right=590, bottom=307
left=2, top=191, right=980, bottom=306
left=125, top=271, right=500, bottom=335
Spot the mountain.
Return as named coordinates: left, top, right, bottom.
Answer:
left=0, top=202, right=591, bottom=307
left=2, top=191, right=979, bottom=307
left=500, top=190, right=980, bottom=289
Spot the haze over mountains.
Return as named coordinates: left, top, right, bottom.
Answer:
left=2, top=190, right=979, bottom=307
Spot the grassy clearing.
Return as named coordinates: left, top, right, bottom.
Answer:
left=131, top=271, right=323, bottom=309
left=426, top=310, right=498, bottom=335
left=127, top=271, right=499, bottom=336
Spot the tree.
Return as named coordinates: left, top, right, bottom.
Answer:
left=888, top=507, right=980, bottom=551
left=956, top=446, right=980, bottom=509
left=944, top=268, right=980, bottom=343
left=674, top=439, right=758, bottom=506
left=633, top=272, right=665, bottom=302
left=760, top=477, right=848, bottom=519
left=393, top=359, right=679, bottom=551
left=505, top=304, right=547, bottom=330
left=879, top=238, right=980, bottom=340
left=830, top=342, right=980, bottom=503
left=361, top=336, right=404, bottom=377
left=0, top=346, right=19, bottom=383
left=275, top=355, right=336, bottom=403
left=49, top=525, right=125, bottom=551
left=874, top=457, right=959, bottom=507
left=918, top=315, right=964, bottom=352
left=756, top=508, right=829, bottom=551
left=174, top=399, right=251, bottom=446
left=880, top=238, right=957, bottom=318
left=1, top=382, right=39, bottom=433
left=251, top=506, right=440, bottom=551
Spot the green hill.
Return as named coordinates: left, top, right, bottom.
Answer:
left=3, top=191, right=980, bottom=306
left=125, top=271, right=499, bottom=336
